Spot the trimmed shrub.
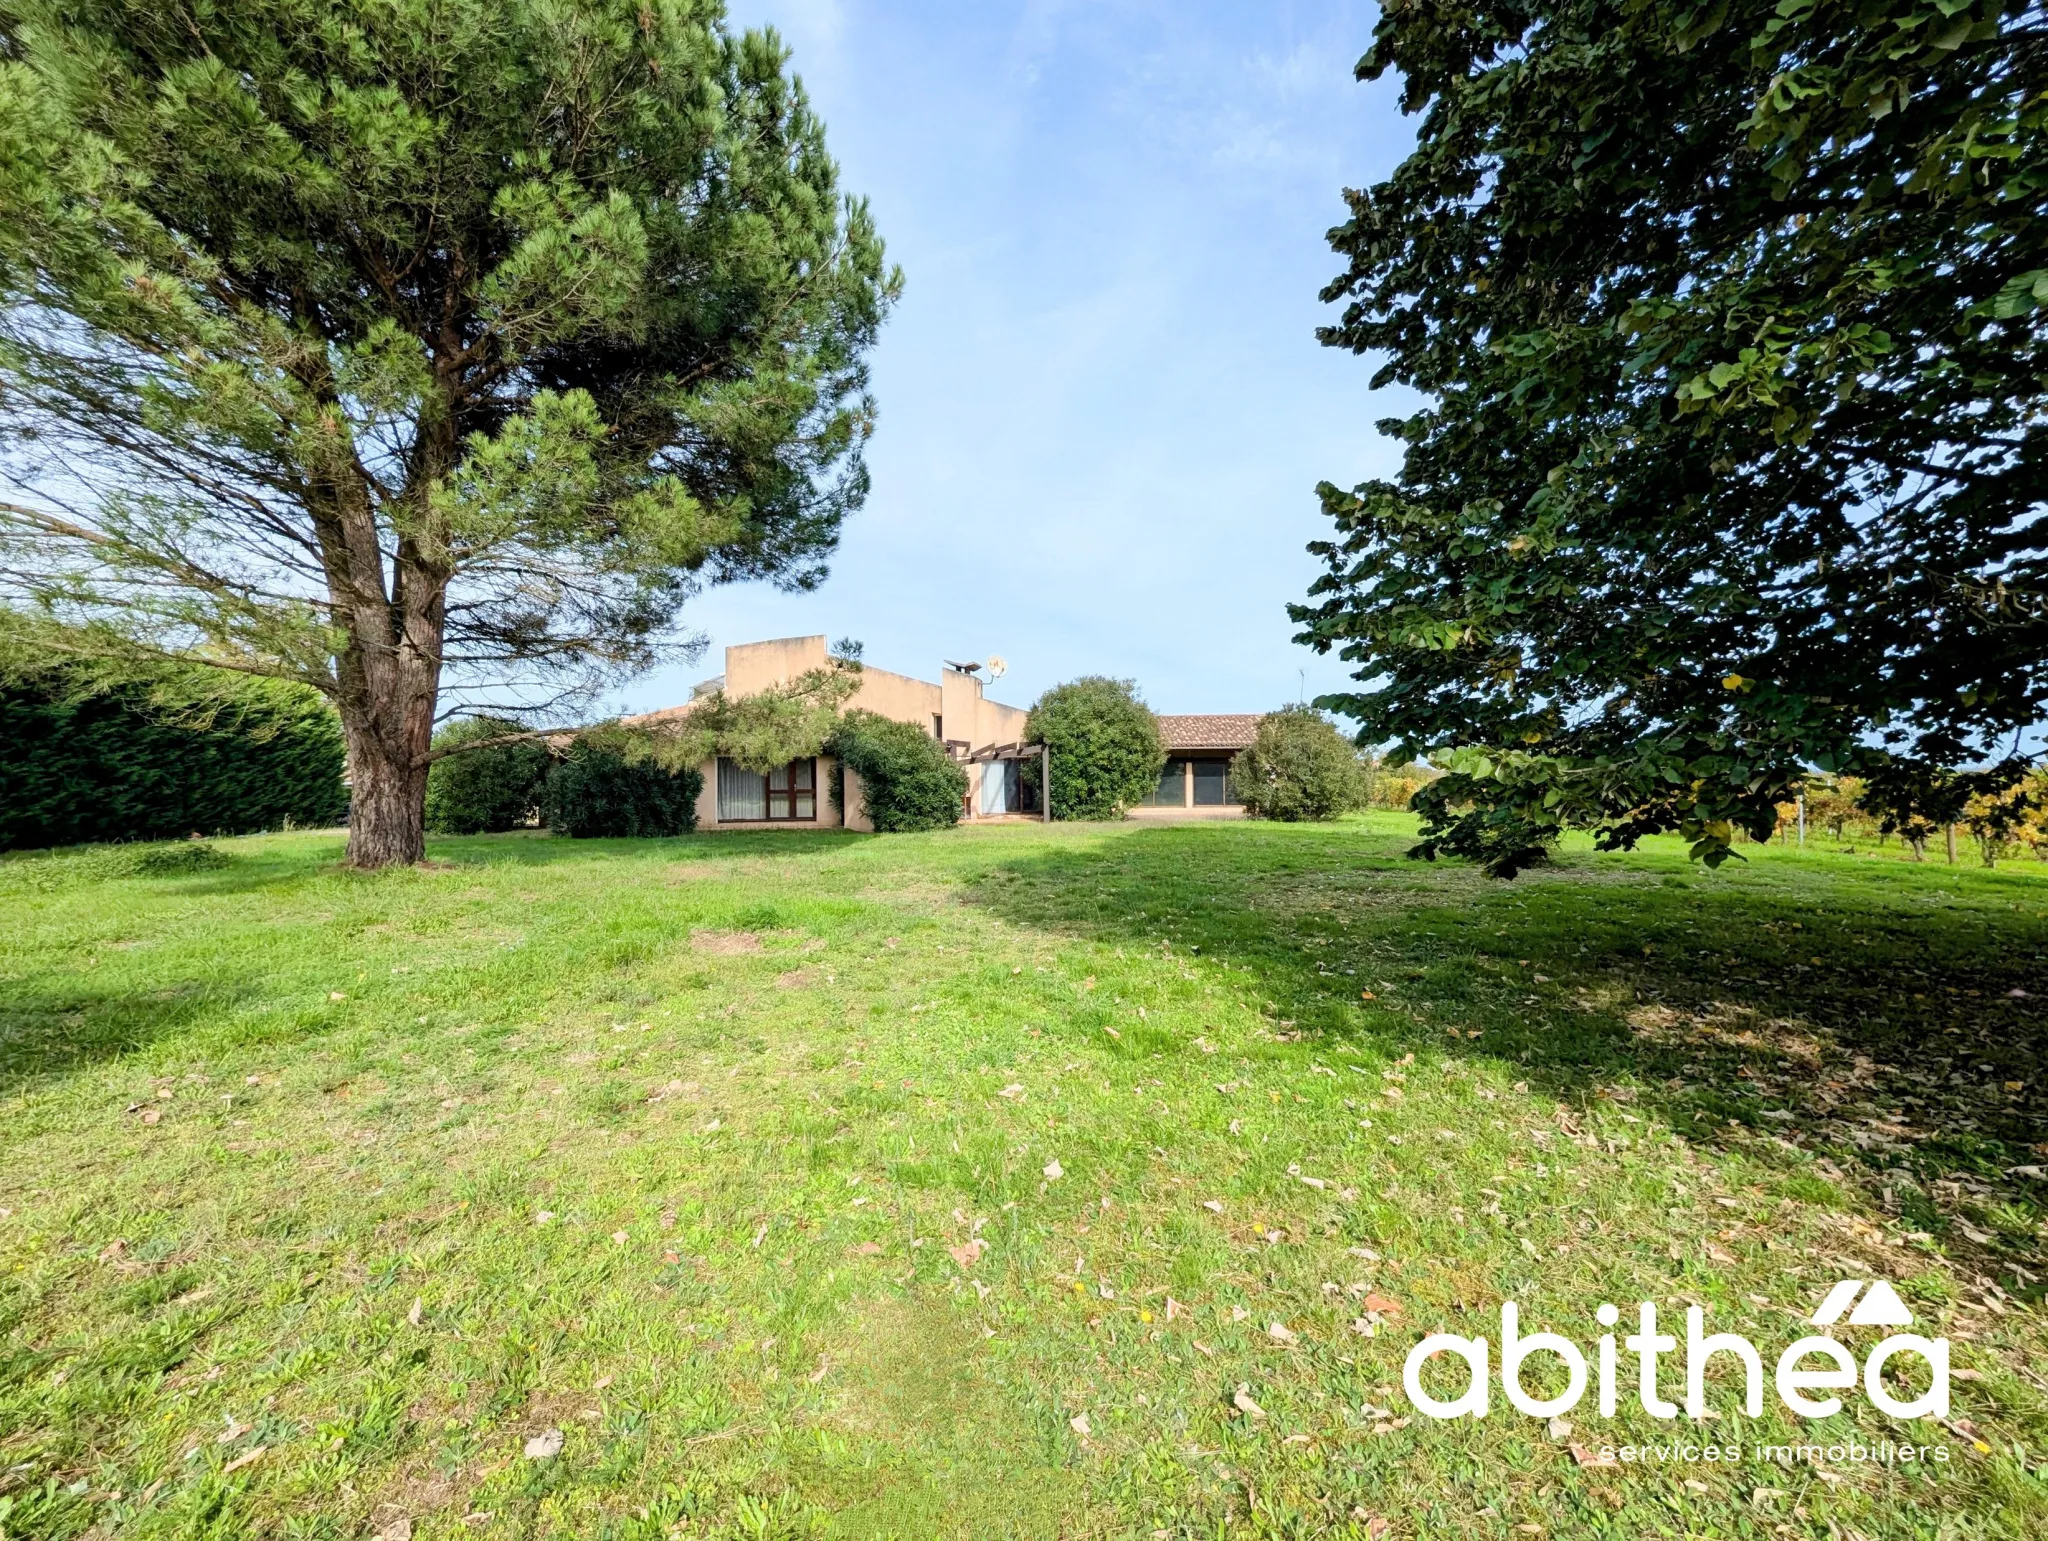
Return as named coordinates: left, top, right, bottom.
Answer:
left=1025, top=677, right=1164, bottom=821
left=543, top=741, right=701, bottom=838
left=0, top=668, right=347, bottom=851
left=1232, top=707, right=1369, bottom=822
left=425, top=716, right=548, bottom=834
left=827, top=709, right=966, bottom=832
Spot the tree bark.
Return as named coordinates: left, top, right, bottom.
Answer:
left=328, top=540, right=447, bottom=868
left=343, top=709, right=431, bottom=866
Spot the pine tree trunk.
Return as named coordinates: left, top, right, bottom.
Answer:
left=343, top=709, right=431, bottom=867
left=311, top=441, right=451, bottom=868
left=330, top=553, right=445, bottom=869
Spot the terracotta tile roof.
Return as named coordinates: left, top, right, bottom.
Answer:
left=1158, top=713, right=1263, bottom=751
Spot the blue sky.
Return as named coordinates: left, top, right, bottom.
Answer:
left=621, top=0, right=1418, bottom=718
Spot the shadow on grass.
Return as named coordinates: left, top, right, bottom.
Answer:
left=970, top=819, right=2048, bottom=1262
left=0, top=978, right=263, bottom=1097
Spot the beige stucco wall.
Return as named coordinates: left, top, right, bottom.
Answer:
left=842, top=766, right=875, bottom=832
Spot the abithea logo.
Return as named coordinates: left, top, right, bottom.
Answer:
left=1402, top=1280, right=1947, bottom=1423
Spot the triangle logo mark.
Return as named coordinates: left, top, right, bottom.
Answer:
left=1845, top=1279, right=1914, bottom=1327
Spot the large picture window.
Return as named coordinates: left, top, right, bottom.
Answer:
left=1149, top=757, right=1189, bottom=806
left=1192, top=758, right=1233, bottom=806
left=716, top=757, right=818, bottom=822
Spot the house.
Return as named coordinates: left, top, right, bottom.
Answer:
left=1133, top=715, right=1260, bottom=816
left=648, top=636, right=1043, bottom=831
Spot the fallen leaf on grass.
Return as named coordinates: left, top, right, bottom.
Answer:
left=1570, top=1443, right=1618, bottom=1469
left=1231, top=1384, right=1267, bottom=1419
left=407, top=1297, right=423, bottom=1327
left=1070, top=1412, right=1091, bottom=1437
left=523, top=1428, right=564, bottom=1460
left=1360, top=1292, right=1402, bottom=1316
left=998, top=1084, right=1026, bottom=1100
left=1267, top=1321, right=1296, bottom=1343
left=1705, top=1243, right=1736, bottom=1264
left=216, top=1416, right=251, bottom=1444
left=1351, top=1513, right=1390, bottom=1539
left=1043, top=1159, right=1064, bottom=1180
left=853, top=1241, right=883, bottom=1256
left=948, top=1238, right=986, bottom=1271
left=221, top=1445, right=266, bottom=1475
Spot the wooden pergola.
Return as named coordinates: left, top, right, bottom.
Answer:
left=954, top=740, right=1051, bottom=822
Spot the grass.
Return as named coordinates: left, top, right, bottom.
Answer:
left=1, top=813, right=2046, bottom=1539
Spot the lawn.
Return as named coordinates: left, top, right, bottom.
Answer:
left=2, top=815, right=2046, bottom=1539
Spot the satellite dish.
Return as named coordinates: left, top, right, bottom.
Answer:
left=985, top=655, right=1007, bottom=679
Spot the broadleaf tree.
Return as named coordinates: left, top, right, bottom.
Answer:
left=1294, top=0, right=2046, bottom=876
left=0, top=0, right=898, bottom=865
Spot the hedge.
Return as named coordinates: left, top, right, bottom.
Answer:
left=425, top=716, right=549, bottom=833
left=827, top=709, right=966, bottom=831
left=543, top=740, right=701, bottom=837
left=0, top=669, right=348, bottom=851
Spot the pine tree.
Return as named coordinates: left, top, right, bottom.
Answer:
left=0, top=0, right=897, bottom=865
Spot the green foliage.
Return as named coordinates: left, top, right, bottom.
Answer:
left=0, top=665, right=346, bottom=851
left=543, top=736, right=701, bottom=839
left=1802, top=776, right=1873, bottom=845
left=826, top=709, right=966, bottom=832
left=1230, top=707, right=1368, bottom=822
left=667, top=664, right=863, bottom=774
left=1025, top=678, right=1163, bottom=821
left=424, top=717, right=548, bottom=835
left=1363, top=756, right=1437, bottom=812
left=0, top=0, right=898, bottom=864
left=1296, top=0, right=2047, bottom=877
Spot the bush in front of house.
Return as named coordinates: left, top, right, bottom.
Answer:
left=1231, top=706, right=1369, bottom=822
left=424, top=716, right=549, bottom=834
left=827, top=709, right=966, bottom=832
left=543, top=738, right=701, bottom=838
left=1026, top=677, right=1164, bottom=820
left=0, top=664, right=347, bottom=850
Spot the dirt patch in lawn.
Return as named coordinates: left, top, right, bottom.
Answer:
left=691, top=929, right=763, bottom=955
